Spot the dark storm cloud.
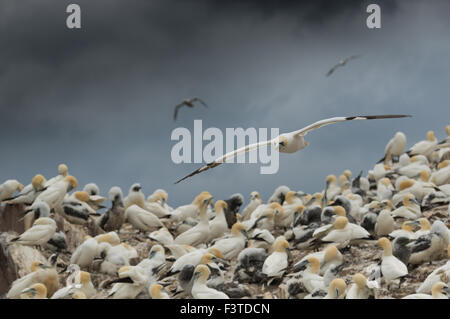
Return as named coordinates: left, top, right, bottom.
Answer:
left=0, top=0, right=449, bottom=206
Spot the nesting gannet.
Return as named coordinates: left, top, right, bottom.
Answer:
left=346, top=273, right=378, bottom=299
left=150, top=284, right=170, bottom=299
left=250, top=228, right=275, bottom=250
left=268, top=185, right=290, bottom=204
left=168, top=247, right=223, bottom=274
left=208, top=200, right=229, bottom=241
left=125, top=204, right=164, bottom=232
left=174, top=195, right=213, bottom=246
left=2, top=174, right=46, bottom=205
left=320, top=205, right=346, bottom=225
left=378, top=132, right=407, bottom=164
left=324, top=175, right=340, bottom=204
left=7, top=256, right=59, bottom=298
left=35, top=175, right=78, bottom=210
left=375, top=208, right=395, bottom=237
left=210, top=223, right=248, bottom=260
left=175, top=264, right=195, bottom=297
left=414, top=218, right=432, bottom=238
left=61, top=191, right=97, bottom=225
left=326, top=55, right=361, bottom=76
left=391, top=194, right=421, bottom=220
left=403, top=282, right=449, bottom=299
left=191, top=265, right=229, bottom=299
left=98, top=186, right=126, bottom=232
left=296, top=257, right=325, bottom=293
left=20, top=283, right=48, bottom=299
left=407, top=220, right=449, bottom=264
left=262, top=237, right=289, bottom=283
left=376, top=178, right=394, bottom=201
left=244, top=206, right=277, bottom=233
left=416, top=244, right=450, bottom=294
left=144, top=192, right=170, bottom=218
left=149, top=227, right=173, bottom=245
left=70, top=236, right=99, bottom=269
left=10, top=217, right=57, bottom=247
left=389, top=221, right=416, bottom=240
left=51, top=271, right=95, bottom=299
left=166, top=192, right=211, bottom=222
left=0, top=179, right=24, bottom=202
left=137, top=244, right=166, bottom=277
left=124, top=183, right=145, bottom=209
left=108, top=265, right=152, bottom=299
left=20, top=200, right=51, bottom=231
left=406, top=130, right=438, bottom=157
left=44, top=164, right=69, bottom=188
left=320, top=216, right=370, bottom=246
left=173, top=97, right=209, bottom=121
left=175, top=115, right=410, bottom=183
left=95, top=231, right=121, bottom=246
left=430, top=160, right=450, bottom=186
left=240, top=191, right=262, bottom=221
left=323, top=278, right=347, bottom=299
left=378, top=237, right=408, bottom=284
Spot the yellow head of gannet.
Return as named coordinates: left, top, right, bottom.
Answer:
left=294, top=204, right=306, bottom=215
left=378, top=237, right=394, bottom=256
left=402, top=194, right=418, bottom=207
left=333, top=216, right=348, bottom=230
left=328, top=278, right=347, bottom=299
left=343, top=170, right=352, bottom=180
left=193, top=191, right=212, bottom=205
left=31, top=174, right=46, bottom=189
left=284, top=191, right=298, bottom=205
left=384, top=164, right=391, bottom=171
left=30, top=260, right=51, bottom=272
left=194, top=264, right=210, bottom=283
left=426, top=130, right=436, bottom=142
left=380, top=199, right=393, bottom=211
left=208, top=247, right=224, bottom=259
left=272, top=237, right=289, bottom=253
left=74, top=191, right=90, bottom=202
left=65, top=175, right=78, bottom=191
left=332, top=206, right=346, bottom=217
left=268, top=202, right=284, bottom=217
left=416, top=218, right=431, bottom=231
left=118, top=265, right=132, bottom=275
left=58, top=164, right=69, bottom=176
left=326, top=175, right=338, bottom=185
left=419, top=170, right=430, bottom=182
left=214, top=200, right=227, bottom=213
left=72, top=291, right=87, bottom=299
left=78, top=271, right=92, bottom=284
left=399, top=179, right=415, bottom=191
left=149, top=284, right=167, bottom=299
left=306, top=256, right=321, bottom=274
left=20, top=283, right=47, bottom=299
left=437, top=160, right=450, bottom=170
left=354, top=273, right=367, bottom=289
left=431, top=282, right=450, bottom=298
left=446, top=125, right=450, bottom=136
left=231, top=222, right=247, bottom=238
left=400, top=221, right=415, bottom=233
left=323, top=245, right=340, bottom=263
left=380, top=178, right=391, bottom=187
left=96, top=232, right=120, bottom=246
left=307, top=192, right=323, bottom=206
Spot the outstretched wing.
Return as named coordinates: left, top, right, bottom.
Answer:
left=291, top=115, right=412, bottom=137
left=326, top=64, right=339, bottom=77
left=174, top=139, right=273, bottom=184
left=346, top=54, right=361, bottom=62
left=192, top=97, right=209, bottom=108
left=173, top=102, right=186, bottom=121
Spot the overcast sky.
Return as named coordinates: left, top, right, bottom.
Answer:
left=1, top=0, right=449, bottom=206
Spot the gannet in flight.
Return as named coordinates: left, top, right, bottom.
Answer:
left=175, top=114, right=411, bottom=183
left=173, top=97, right=208, bottom=121
left=326, top=55, right=361, bottom=77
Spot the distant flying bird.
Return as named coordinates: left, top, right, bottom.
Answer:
left=326, top=55, right=361, bottom=77
left=173, top=97, right=209, bottom=121
left=174, top=114, right=411, bottom=184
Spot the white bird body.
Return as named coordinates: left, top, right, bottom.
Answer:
left=149, top=228, right=173, bottom=245
left=322, top=222, right=369, bottom=243
left=382, top=132, right=407, bottom=163
left=124, top=183, right=145, bottom=209
left=378, top=238, right=408, bottom=284
left=11, top=217, right=57, bottom=246
left=191, top=265, right=229, bottom=299
left=0, top=179, right=24, bottom=202
left=210, top=223, right=247, bottom=260
left=35, top=176, right=77, bottom=211
left=241, top=192, right=262, bottom=221
left=416, top=261, right=450, bottom=294
left=109, top=266, right=153, bottom=299
left=125, top=205, right=164, bottom=232
left=70, top=237, right=99, bottom=268
left=169, top=248, right=208, bottom=273
left=407, top=133, right=438, bottom=157
left=208, top=202, right=229, bottom=242
left=431, top=164, right=450, bottom=186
